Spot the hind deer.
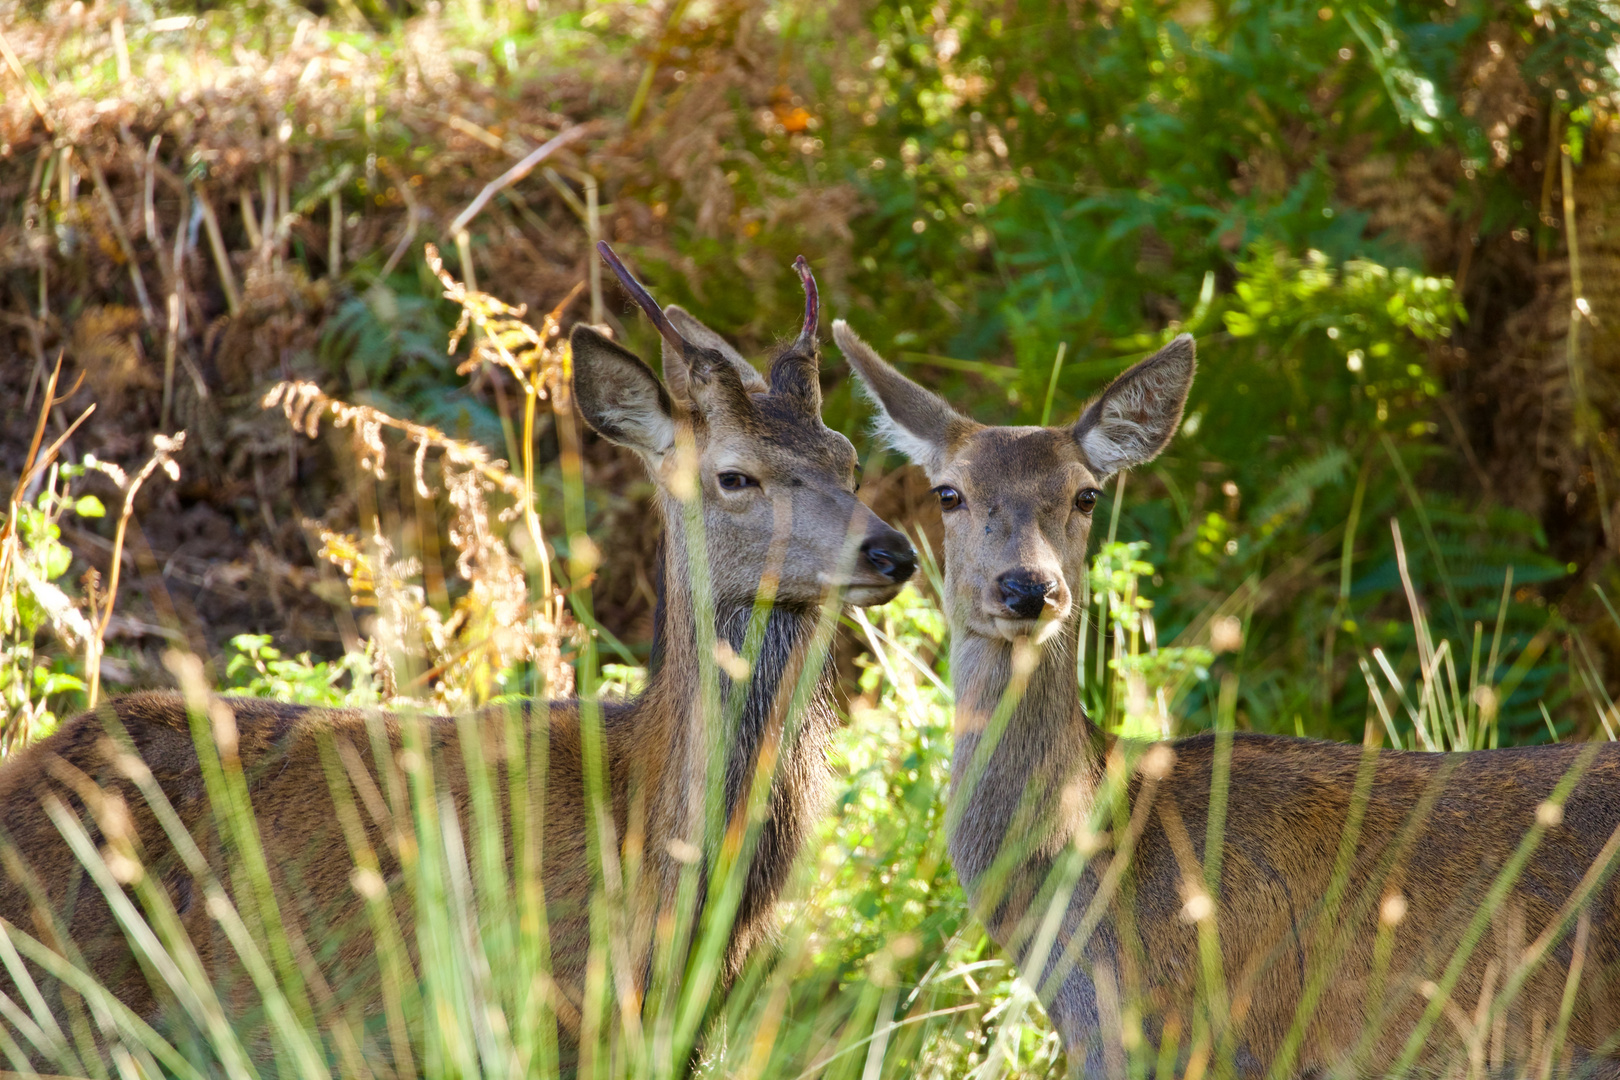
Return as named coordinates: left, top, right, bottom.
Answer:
left=0, top=248, right=916, bottom=1067
left=836, top=320, right=1620, bottom=1078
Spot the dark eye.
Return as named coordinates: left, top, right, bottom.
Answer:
left=717, top=471, right=759, bottom=491
left=1075, top=488, right=1100, bottom=515
left=934, top=485, right=964, bottom=512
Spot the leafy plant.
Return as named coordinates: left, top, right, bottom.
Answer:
left=0, top=475, right=97, bottom=751
left=222, top=633, right=379, bottom=708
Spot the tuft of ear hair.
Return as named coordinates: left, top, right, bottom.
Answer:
left=1071, top=333, right=1196, bottom=478
left=834, top=319, right=978, bottom=475
left=571, top=325, right=676, bottom=458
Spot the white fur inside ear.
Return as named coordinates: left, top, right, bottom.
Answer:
left=846, top=359, right=943, bottom=473
left=835, top=319, right=951, bottom=473
left=1079, top=360, right=1187, bottom=475
left=869, top=407, right=944, bottom=473
left=597, top=401, right=675, bottom=459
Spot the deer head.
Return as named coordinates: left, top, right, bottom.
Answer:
left=572, top=247, right=915, bottom=608
left=835, top=321, right=1194, bottom=640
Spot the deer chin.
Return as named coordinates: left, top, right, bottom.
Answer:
left=990, top=616, right=1066, bottom=645
left=835, top=581, right=905, bottom=607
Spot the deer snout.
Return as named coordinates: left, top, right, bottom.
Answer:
left=861, top=530, right=917, bottom=584
left=995, top=570, right=1059, bottom=620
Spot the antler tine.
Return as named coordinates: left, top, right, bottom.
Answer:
left=793, top=255, right=819, bottom=350
left=596, top=241, right=690, bottom=356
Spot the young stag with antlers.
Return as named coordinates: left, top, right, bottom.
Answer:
left=837, top=320, right=1620, bottom=1077
left=0, top=249, right=915, bottom=1063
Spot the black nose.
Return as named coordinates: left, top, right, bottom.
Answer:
left=997, top=571, right=1055, bottom=619
left=861, top=533, right=917, bottom=584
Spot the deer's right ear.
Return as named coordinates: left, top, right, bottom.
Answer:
left=834, top=320, right=974, bottom=475
left=571, top=325, right=676, bottom=458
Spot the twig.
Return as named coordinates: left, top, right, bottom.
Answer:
left=585, top=172, right=602, bottom=325
left=161, top=183, right=195, bottom=430
left=378, top=207, right=419, bottom=280
left=162, top=293, right=181, bottom=431
left=259, top=168, right=275, bottom=262
left=0, top=28, right=53, bottom=133
left=276, top=140, right=293, bottom=252
left=0, top=371, right=95, bottom=611
left=8, top=354, right=89, bottom=513
left=455, top=229, right=478, bottom=293
left=86, top=157, right=157, bottom=325
left=378, top=159, right=421, bottom=280
left=1538, top=109, right=1562, bottom=263
left=142, top=136, right=164, bottom=261
left=1560, top=149, right=1615, bottom=551
left=626, top=0, right=694, bottom=128
left=194, top=188, right=242, bottom=315
left=239, top=188, right=263, bottom=250
left=87, top=434, right=186, bottom=709
left=329, top=191, right=342, bottom=277
left=539, top=166, right=605, bottom=322
left=448, top=122, right=593, bottom=236
left=111, top=15, right=130, bottom=83
left=292, top=162, right=355, bottom=216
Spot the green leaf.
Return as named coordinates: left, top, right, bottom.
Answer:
left=41, top=542, right=72, bottom=582
left=74, top=495, right=106, bottom=518
left=1223, top=310, right=1257, bottom=337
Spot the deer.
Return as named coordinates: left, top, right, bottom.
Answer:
left=0, top=247, right=917, bottom=1068
left=835, top=319, right=1620, bottom=1078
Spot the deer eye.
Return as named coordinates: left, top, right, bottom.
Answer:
left=1075, top=488, right=1100, bottom=515
left=934, top=485, right=964, bottom=512
left=717, top=471, right=759, bottom=491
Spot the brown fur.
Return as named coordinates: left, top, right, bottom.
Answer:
left=839, top=320, right=1620, bottom=1077
left=0, top=298, right=914, bottom=1064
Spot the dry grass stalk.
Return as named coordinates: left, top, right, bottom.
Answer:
left=0, top=358, right=98, bottom=750
left=263, top=311, right=577, bottom=707
left=425, top=241, right=585, bottom=602
left=263, top=380, right=524, bottom=499
left=83, top=433, right=186, bottom=709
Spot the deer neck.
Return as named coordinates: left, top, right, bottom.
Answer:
left=945, top=609, right=1105, bottom=913
left=645, top=500, right=837, bottom=853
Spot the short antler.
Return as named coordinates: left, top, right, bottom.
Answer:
left=597, top=241, right=690, bottom=358
left=793, top=255, right=819, bottom=352
left=768, top=255, right=823, bottom=407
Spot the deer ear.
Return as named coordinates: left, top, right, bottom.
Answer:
left=571, top=325, right=675, bottom=458
left=666, top=305, right=768, bottom=394
left=1072, top=334, right=1195, bottom=478
left=835, top=319, right=976, bottom=475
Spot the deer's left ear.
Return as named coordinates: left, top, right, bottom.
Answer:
left=571, top=326, right=675, bottom=458
left=1072, top=334, right=1196, bottom=478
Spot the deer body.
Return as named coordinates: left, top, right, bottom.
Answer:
left=0, top=252, right=915, bottom=1062
left=0, top=544, right=835, bottom=1036
left=838, top=322, right=1620, bottom=1077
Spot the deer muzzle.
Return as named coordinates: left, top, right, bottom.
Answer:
left=987, top=568, right=1070, bottom=641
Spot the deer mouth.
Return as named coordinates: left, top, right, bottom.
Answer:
left=990, top=615, right=1067, bottom=644
left=829, top=580, right=906, bottom=607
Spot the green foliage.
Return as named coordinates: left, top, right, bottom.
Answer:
left=1083, top=541, right=1216, bottom=740
left=0, top=472, right=99, bottom=749
left=222, top=633, right=380, bottom=708
left=319, top=283, right=506, bottom=448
